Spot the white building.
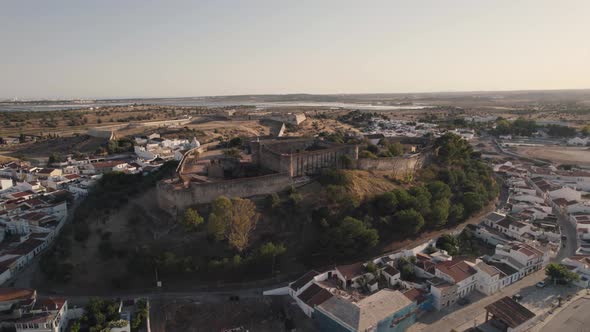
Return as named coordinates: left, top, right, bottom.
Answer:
left=491, top=242, right=548, bottom=278
left=473, top=261, right=503, bottom=295
left=435, top=259, right=478, bottom=298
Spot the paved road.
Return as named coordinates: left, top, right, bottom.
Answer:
left=540, top=297, right=590, bottom=332
left=555, top=209, right=577, bottom=261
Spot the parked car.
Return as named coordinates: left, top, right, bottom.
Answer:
left=512, top=293, right=523, bottom=301
left=536, top=281, right=546, bottom=288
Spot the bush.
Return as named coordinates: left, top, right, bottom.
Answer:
left=318, top=169, right=353, bottom=186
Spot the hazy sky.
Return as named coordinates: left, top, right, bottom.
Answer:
left=1, top=0, right=590, bottom=99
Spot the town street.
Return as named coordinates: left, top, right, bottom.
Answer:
left=409, top=270, right=550, bottom=332
left=539, top=296, right=590, bottom=332
left=554, top=209, right=577, bottom=262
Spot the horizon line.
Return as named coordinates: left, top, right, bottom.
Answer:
left=3, top=87, right=590, bottom=102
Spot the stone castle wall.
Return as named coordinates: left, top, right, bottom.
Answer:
left=251, top=139, right=359, bottom=177
left=356, top=152, right=429, bottom=179
left=157, top=172, right=292, bottom=212
left=157, top=137, right=427, bottom=213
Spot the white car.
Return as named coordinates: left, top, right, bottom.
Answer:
left=536, top=281, right=546, bottom=288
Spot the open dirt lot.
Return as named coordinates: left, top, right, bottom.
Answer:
left=514, top=146, right=590, bottom=166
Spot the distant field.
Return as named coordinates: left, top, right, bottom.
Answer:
left=514, top=146, right=590, bottom=166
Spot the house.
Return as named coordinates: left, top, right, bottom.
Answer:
left=288, top=270, right=320, bottom=297
left=382, top=265, right=401, bottom=286
left=402, top=288, right=434, bottom=314
left=295, top=283, right=333, bottom=317
left=484, top=296, right=535, bottom=332
left=473, top=261, right=503, bottom=295
left=428, top=277, right=458, bottom=310
left=13, top=297, right=68, bottom=332
left=334, top=262, right=369, bottom=289
left=0, top=255, right=19, bottom=285
left=0, top=178, right=13, bottom=191
left=567, top=137, right=589, bottom=146
left=434, top=259, right=478, bottom=298
left=561, top=255, right=590, bottom=287
left=0, top=288, right=36, bottom=312
left=314, top=289, right=417, bottom=332
left=486, top=261, right=520, bottom=288
left=482, top=212, right=507, bottom=227
left=36, top=168, right=62, bottom=180
left=491, top=242, right=547, bottom=278
left=548, top=186, right=582, bottom=202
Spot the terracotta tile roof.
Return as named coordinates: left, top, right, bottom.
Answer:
left=34, top=297, right=66, bottom=311
left=297, top=283, right=333, bottom=307
left=290, top=270, right=319, bottom=291
left=37, top=168, right=57, bottom=174
left=11, top=190, right=35, bottom=198
left=403, top=288, right=428, bottom=304
left=436, top=259, right=477, bottom=283
left=336, top=262, right=365, bottom=280
left=6, top=238, right=45, bottom=256
left=383, top=265, right=400, bottom=276
left=0, top=288, right=36, bottom=302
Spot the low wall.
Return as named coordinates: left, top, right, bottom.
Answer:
left=356, top=154, right=424, bottom=179
left=157, top=172, right=292, bottom=212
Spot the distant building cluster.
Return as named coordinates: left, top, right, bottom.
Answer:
left=133, top=132, right=201, bottom=161
left=365, top=118, right=439, bottom=138
left=493, top=161, right=590, bottom=287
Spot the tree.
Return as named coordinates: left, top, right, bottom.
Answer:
left=430, top=199, right=450, bottom=227
left=546, top=263, right=580, bottom=284
left=327, top=217, right=379, bottom=256
left=374, top=191, right=399, bottom=215
left=448, top=203, right=465, bottom=224
left=393, top=209, right=425, bottom=234
left=48, top=153, right=63, bottom=165
left=436, top=234, right=459, bottom=255
left=359, top=150, right=377, bottom=159
left=70, top=321, right=81, bottom=332
left=393, top=188, right=417, bottom=210
left=227, top=198, right=258, bottom=252
left=228, top=137, right=243, bottom=147
left=388, top=142, right=404, bottom=156
left=366, top=144, right=379, bottom=154
left=223, top=148, right=241, bottom=159
left=182, top=208, right=204, bottom=231
left=409, top=185, right=432, bottom=217
left=207, top=196, right=232, bottom=241
left=257, top=242, right=287, bottom=275
left=265, top=193, right=280, bottom=210
left=396, top=257, right=416, bottom=281
left=582, top=125, right=590, bottom=136
left=427, top=181, right=452, bottom=201
left=463, top=192, right=483, bottom=216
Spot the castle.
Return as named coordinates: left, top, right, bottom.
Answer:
left=157, top=137, right=428, bottom=214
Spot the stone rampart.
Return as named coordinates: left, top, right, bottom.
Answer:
left=157, top=172, right=292, bottom=213
left=356, top=153, right=426, bottom=179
